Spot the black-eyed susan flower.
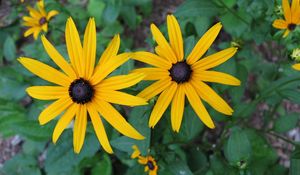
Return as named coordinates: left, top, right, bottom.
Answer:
left=272, top=0, right=300, bottom=37
left=132, top=15, right=240, bottom=131
left=131, top=145, right=158, bottom=175
left=18, top=17, right=147, bottom=153
left=22, top=0, right=58, bottom=40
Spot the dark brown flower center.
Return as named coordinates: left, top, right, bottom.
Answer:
left=147, top=160, right=155, bottom=170
left=69, top=78, right=94, bottom=104
left=288, top=23, right=296, bottom=31
left=169, top=61, right=192, bottom=83
left=39, top=17, right=47, bottom=25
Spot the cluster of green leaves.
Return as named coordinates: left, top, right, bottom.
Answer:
left=0, top=0, right=300, bottom=175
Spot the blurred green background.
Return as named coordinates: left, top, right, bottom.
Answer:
left=0, top=0, right=300, bottom=174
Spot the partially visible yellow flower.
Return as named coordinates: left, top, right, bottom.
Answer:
left=18, top=17, right=146, bottom=153
left=131, top=145, right=158, bottom=175
left=272, top=0, right=300, bottom=37
left=292, top=63, right=300, bottom=70
left=132, top=15, right=240, bottom=132
left=22, top=0, right=58, bottom=39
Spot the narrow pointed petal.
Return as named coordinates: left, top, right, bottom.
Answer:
left=26, top=86, right=68, bottom=100
left=38, top=97, right=72, bottom=125
left=272, top=19, right=288, bottom=29
left=27, top=6, right=42, bottom=18
left=132, top=52, right=172, bottom=69
left=131, top=68, right=170, bottom=80
left=282, top=0, right=292, bottom=23
left=192, top=47, right=237, bottom=71
left=167, top=15, right=184, bottom=61
left=96, top=90, right=147, bottom=106
left=149, top=82, right=177, bottom=128
left=283, top=29, right=290, bottom=37
left=18, top=57, right=72, bottom=87
left=23, top=16, right=38, bottom=25
left=184, top=83, right=215, bottom=129
left=98, top=34, right=120, bottom=66
left=187, top=23, right=222, bottom=65
left=90, top=53, right=131, bottom=85
left=24, top=27, right=37, bottom=37
left=191, top=79, right=233, bottom=115
left=291, top=0, right=300, bottom=22
left=66, top=17, right=83, bottom=77
left=41, top=23, right=48, bottom=32
left=46, top=10, right=59, bottom=21
left=95, top=100, right=144, bottom=140
left=292, top=63, right=300, bottom=70
left=73, top=104, right=87, bottom=154
left=155, top=46, right=172, bottom=62
left=33, top=30, right=40, bottom=40
left=171, top=85, right=185, bottom=132
left=87, top=103, right=113, bottom=154
left=151, top=24, right=177, bottom=63
left=97, top=73, right=145, bottom=90
left=137, top=77, right=172, bottom=101
left=193, top=71, right=241, bottom=86
left=41, top=35, right=77, bottom=79
left=83, top=18, right=96, bottom=79
left=52, top=104, right=78, bottom=143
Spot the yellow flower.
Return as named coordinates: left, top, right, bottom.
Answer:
left=22, top=0, right=58, bottom=40
left=132, top=15, right=240, bottom=131
left=272, top=0, right=300, bottom=37
left=18, top=17, right=146, bottom=153
left=138, top=156, right=158, bottom=175
left=291, top=48, right=300, bottom=61
left=131, top=145, right=158, bottom=175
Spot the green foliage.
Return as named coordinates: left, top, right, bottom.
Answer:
left=1, top=0, right=300, bottom=174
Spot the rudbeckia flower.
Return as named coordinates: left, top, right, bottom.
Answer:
left=131, top=145, right=158, bottom=175
left=18, top=17, right=146, bottom=153
left=132, top=15, right=240, bottom=131
left=272, top=0, right=300, bottom=37
left=22, top=0, right=58, bottom=40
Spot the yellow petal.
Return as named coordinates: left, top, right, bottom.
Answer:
left=187, top=22, right=222, bottom=65
left=138, top=156, right=148, bottom=164
left=151, top=24, right=177, bottom=63
left=41, top=23, right=48, bottom=32
left=37, top=2, right=46, bottom=16
left=171, top=84, right=185, bottom=132
left=33, top=29, right=40, bottom=40
left=95, top=99, right=144, bottom=140
left=27, top=6, right=42, bottom=19
left=283, top=0, right=292, bottom=23
left=46, top=10, right=59, bottom=21
left=96, top=90, right=147, bottom=106
left=87, top=103, right=113, bottom=154
left=18, top=57, right=72, bottom=87
left=155, top=46, right=172, bottom=62
left=132, top=52, right=172, bottom=69
left=23, top=16, right=38, bottom=25
left=191, top=79, right=233, bottom=115
left=73, top=104, right=87, bottom=153
left=291, top=0, right=300, bottom=22
left=183, top=83, right=215, bottom=129
left=41, top=35, right=77, bottom=79
left=292, top=63, right=300, bottom=70
left=97, top=73, right=145, bottom=90
left=193, top=71, right=241, bottom=86
left=167, top=15, right=184, bottom=61
left=98, top=34, right=120, bottom=66
left=131, top=68, right=170, bottom=80
left=149, top=82, right=177, bottom=128
left=192, top=47, right=237, bottom=71
left=83, top=18, right=96, bottom=79
left=38, top=97, right=72, bottom=125
left=283, top=29, right=290, bottom=37
left=131, top=145, right=141, bottom=159
left=137, top=77, right=172, bottom=101
left=26, top=86, right=68, bottom=100
left=24, top=27, right=37, bottom=37
left=272, top=19, right=288, bottom=29
left=65, top=17, right=83, bottom=77
left=52, top=104, right=78, bottom=143
left=90, top=53, right=131, bottom=85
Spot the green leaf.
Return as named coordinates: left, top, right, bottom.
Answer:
left=290, top=146, right=300, bottom=175
left=224, top=127, right=251, bottom=167
left=91, top=154, right=112, bottom=175
left=168, top=160, right=193, bottom=175
left=120, top=6, right=139, bottom=29
left=279, top=89, right=300, bottom=104
left=175, top=0, right=220, bottom=18
left=186, top=147, right=208, bottom=173
left=220, top=10, right=250, bottom=37
left=87, top=0, right=105, bottom=26
left=3, top=35, right=16, bottom=62
left=274, top=113, right=299, bottom=133
left=103, top=1, right=122, bottom=24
